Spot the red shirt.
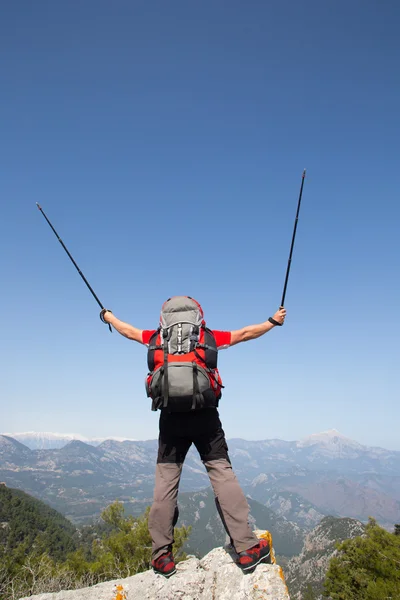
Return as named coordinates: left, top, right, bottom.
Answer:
left=142, top=329, right=231, bottom=349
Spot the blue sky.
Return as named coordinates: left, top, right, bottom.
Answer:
left=1, top=1, right=399, bottom=449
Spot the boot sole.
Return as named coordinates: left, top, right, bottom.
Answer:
left=152, top=567, right=177, bottom=578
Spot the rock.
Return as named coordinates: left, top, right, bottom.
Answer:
left=19, top=546, right=290, bottom=600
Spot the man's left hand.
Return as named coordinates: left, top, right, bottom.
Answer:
left=100, top=309, right=113, bottom=324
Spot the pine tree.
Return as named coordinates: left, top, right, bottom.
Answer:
left=394, top=523, right=400, bottom=536
left=66, top=501, right=191, bottom=581
left=324, top=517, right=400, bottom=599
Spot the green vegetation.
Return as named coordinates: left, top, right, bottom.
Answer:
left=324, top=518, right=400, bottom=599
left=65, top=502, right=190, bottom=581
left=303, top=584, right=317, bottom=600
left=0, top=485, right=77, bottom=561
left=0, top=486, right=190, bottom=600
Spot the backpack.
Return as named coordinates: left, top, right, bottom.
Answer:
left=145, top=296, right=224, bottom=412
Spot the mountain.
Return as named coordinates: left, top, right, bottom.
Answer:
left=0, top=483, right=77, bottom=562
left=1, top=431, right=136, bottom=450
left=1, top=430, right=400, bottom=529
left=261, top=490, right=326, bottom=530
left=277, top=475, right=400, bottom=528
left=246, top=468, right=400, bottom=530
left=4, top=428, right=400, bottom=472
left=285, top=515, right=366, bottom=600
left=0, top=435, right=32, bottom=465
left=177, top=487, right=305, bottom=558
left=0, top=436, right=209, bottom=523
left=228, top=430, right=400, bottom=476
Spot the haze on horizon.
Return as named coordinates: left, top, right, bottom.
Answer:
left=3, top=428, right=399, bottom=453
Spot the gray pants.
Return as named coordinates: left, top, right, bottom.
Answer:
left=148, top=458, right=258, bottom=560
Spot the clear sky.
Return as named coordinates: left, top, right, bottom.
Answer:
left=1, top=1, right=399, bottom=449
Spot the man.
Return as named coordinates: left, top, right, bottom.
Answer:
left=101, top=299, right=286, bottom=577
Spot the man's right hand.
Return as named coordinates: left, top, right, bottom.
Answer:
left=272, top=307, right=286, bottom=325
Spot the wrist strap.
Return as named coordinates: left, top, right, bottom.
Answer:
left=268, top=317, right=282, bottom=327
left=100, top=308, right=112, bottom=324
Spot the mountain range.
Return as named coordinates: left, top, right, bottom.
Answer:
left=1, top=429, right=399, bottom=533
left=4, top=428, right=400, bottom=466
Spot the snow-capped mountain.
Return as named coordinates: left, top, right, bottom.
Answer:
left=296, top=429, right=391, bottom=460
left=297, top=428, right=360, bottom=448
left=1, top=431, right=135, bottom=450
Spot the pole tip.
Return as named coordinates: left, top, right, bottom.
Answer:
left=302, top=169, right=306, bottom=177
left=36, top=202, right=41, bottom=210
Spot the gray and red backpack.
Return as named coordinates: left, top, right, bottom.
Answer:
left=146, top=296, right=224, bottom=412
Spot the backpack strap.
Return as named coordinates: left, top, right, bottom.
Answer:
left=192, top=363, right=199, bottom=409
left=196, top=326, right=218, bottom=369
left=147, top=328, right=161, bottom=372
left=162, top=328, right=169, bottom=408
left=194, top=327, right=223, bottom=389
left=189, top=325, right=200, bottom=352
left=151, top=370, right=164, bottom=411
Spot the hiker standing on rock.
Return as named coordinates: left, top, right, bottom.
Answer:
left=101, top=296, right=286, bottom=577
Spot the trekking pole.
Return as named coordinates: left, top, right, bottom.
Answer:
left=280, top=169, right=306, bottom=307
left=36, top=203, right=112, bottom=332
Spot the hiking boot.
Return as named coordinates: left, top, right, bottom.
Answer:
left=237, top=539, right=271, bottom=572
left=151, top=551, right=176, bottom=577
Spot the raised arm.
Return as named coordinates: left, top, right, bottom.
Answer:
left=230, top=307, right=286, bottom=346
left=101, top=310, right=143, bottom=343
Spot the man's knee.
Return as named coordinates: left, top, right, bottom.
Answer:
left=204, top=458, right=236, bottom=482
left=148, top=501, right=178, bottom=532
left=153, top=462, right=183, bottom=503
left=148, top=501, right=160, bottom=526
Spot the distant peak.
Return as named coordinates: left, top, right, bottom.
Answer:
left=312, top=429, right=342, bottom=437
left=299, top=429, right=343, bottom=442
left=297, top=429, right=364, bottom=450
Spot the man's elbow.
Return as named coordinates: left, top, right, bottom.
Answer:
left=231, top=328, right=250, bottom=345
left=129, top=328, right=144, bottom=343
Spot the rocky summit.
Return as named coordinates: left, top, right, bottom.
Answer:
left=20, top=546, right=290, bottom=600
